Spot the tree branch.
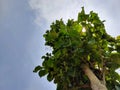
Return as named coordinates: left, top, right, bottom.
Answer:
left=82, top=65, right=107, bottom=90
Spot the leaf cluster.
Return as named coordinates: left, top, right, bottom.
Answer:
left=34, top=7, right=120, bottom=90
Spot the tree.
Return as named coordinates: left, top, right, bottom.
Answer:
left=33, top=7, right=120, bottom=90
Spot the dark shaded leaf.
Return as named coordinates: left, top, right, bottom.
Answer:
left=38, top=70, right=47, bottom=77
left=33, top=66, right=42, bottom=73
left=47, top=73, right=54, bottom=82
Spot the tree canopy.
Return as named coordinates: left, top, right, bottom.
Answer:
left=33, top=7, right=120, bottom=90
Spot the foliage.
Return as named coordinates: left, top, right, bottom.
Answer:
left=33, top=7, right=120, bottom=90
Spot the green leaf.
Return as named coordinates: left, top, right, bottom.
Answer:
left=88, top=39, right=95, bottom=45
left=78, top=7, right=88, bottom=22
left=38, top=70, right=47, bottom=77
left=47, top=73, right=54, bottom=82
left=54, top=50, right=61, bottom=58
left=47, top=59, right=54, bottom=67
left=87, top=55, right=90, bottom=61
left=116, top=44, right=120, bottom=52
left=33, top=66, right=42, bottom=73
left=54, top=76, right=60, bottom=84
left=116, top=35, right=120, bottom=40
left=110, top=53, right=120, bottom=65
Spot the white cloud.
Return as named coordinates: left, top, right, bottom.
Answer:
left=29, top=0, right=85, bottom=26
left=29, top=0, right=120, bottom=36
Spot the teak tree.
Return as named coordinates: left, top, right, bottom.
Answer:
left=33, top=7, right=120, bottom=90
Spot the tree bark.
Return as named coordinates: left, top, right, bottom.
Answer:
left=83, top=65, right=107, bottom=90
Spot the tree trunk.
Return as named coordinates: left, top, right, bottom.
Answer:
left=83, top=65, right=107, bottom=90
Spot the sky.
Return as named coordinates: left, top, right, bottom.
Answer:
left=0, top=0, right=120, bottom=90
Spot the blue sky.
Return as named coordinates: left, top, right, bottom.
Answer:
left=0, top=0, right=120, bottom=90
